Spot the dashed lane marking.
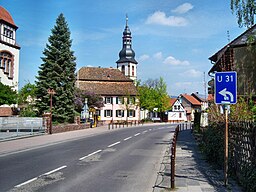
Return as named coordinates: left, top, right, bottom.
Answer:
left=134, top=133, right=141, bottom=136
left=107, top=141, right=121, bottom=148
left=79, top=150, right=102, bottom=161
left=15, top=165, right=67, bottom=188
left=124, top=136, right=132, bottom=141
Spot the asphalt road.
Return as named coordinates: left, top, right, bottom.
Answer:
left=0, top=124, right=176, bottom=192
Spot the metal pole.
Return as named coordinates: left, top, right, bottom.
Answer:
left=224, top=105, right=229, bottom=186
left=49, top=93, right=52, bottom=134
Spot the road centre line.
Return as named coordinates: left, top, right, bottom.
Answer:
left=124, top=136, right=132, bottom=141
left=134, top=133, right=141, bottom=136
left=142, top=130, right=148, bottom=133
left=107, top=141, right=121, bottom=148
left=79, top=149, right=102, bottom=161
left=15, top=165, right=67, bottom=188
left=15, top=177, right=38, bottom=188
left=43, top=165, right=67, bottom=176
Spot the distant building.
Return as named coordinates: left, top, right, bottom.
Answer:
left=168, top=98, right=187, bottom=123
left=0, top=6, right=20, bottom=90
left=76, top=16, right=139, bottom=124
left=178, top=94, right=201, bottom=121
left=0, top=6, right=20, bottom=116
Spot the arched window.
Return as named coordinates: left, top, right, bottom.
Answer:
left=121, top=65, right=125, bottom=75
left=0, top=51, right=14, bottom=79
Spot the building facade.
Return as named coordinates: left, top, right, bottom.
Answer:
left=76, top=67, right=139, bottom=123
left=0, top=6, right=20, bottom=91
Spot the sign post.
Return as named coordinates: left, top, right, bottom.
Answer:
left=215, top=71, right=237, bottom=187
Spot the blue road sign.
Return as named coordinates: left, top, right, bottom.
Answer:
left=215, top=71, right=237, bottom=104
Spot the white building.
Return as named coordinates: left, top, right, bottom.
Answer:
left=168, top=98, right=187, bottom=123
left=0, top=6, right=20, bottom=91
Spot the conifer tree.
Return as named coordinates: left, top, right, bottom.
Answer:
left=36, top=13, right=76, bottom=123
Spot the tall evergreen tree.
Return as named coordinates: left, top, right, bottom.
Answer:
left=36, top=13, right=76, bottom=123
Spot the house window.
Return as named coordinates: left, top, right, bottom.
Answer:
left=179, top=113, right=182, bottom=118
left=104, top=110, right=112, bottom=117
left=128, top=97, right=135, bottom=104
left=116, top=97, right=124, bottom=104
left=178, top=105, right=180, bottom=110
left=174, top=106, right=177, bottom=110
left=116, top=110, right=124, bottom=117
left=105, top=97, right=113, bottom=104
left=128, top=110, right=135, bottom=117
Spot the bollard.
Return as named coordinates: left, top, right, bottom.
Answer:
left=171, top=146, right=175, bottom=189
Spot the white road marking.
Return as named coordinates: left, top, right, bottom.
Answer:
left=134, top=133, right=141, bottom=136
left=149, top=129, right=152, bottom=131
left=15, top=177, right=38, bottom=188
left=79, top=149, right=102, bottom=161
left=42, top=165, right=67, bottom=176
left=107, top=141, right=121, bottom=148
left=142, top=130, right=148, bottom=133
left=15, top=165, right=67, bottom=188
left=124, top=136, right=132, bottom=141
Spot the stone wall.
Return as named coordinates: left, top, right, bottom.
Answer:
left=0, top=107, right=13, bottom=117
left=51, top=123, right=90, bottom=134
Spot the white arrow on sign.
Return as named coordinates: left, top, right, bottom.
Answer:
left=219, top=88, right=234, bottom=102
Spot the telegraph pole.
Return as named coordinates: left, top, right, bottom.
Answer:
left=48, top=88, right=56, bottom=134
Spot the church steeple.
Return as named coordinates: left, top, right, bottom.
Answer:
left=116, top=15, right=138, bottom=81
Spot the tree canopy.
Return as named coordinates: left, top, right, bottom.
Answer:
left=35, top=13, right=76, bottom=123
left=0, top=82, right=17, bottom=105
left=231, top=0, right=256, bottom=28
left=138, top=77, right=170, bottom=112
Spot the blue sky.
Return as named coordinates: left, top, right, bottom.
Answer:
left=1, top=0, right=246, bottom=96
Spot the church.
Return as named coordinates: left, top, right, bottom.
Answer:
left=0, top=6, right=20, bottom=116
left=76, top=16, right=140, bottom=123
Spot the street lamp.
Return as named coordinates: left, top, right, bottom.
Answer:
left=47, top=88, right=56, bottom=134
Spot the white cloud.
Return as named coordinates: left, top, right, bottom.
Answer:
left=163, top=55, right=190, bottom=66
left=179, top=69, right=202, bottom=78
left=172, top=3, right=194, bottom=14
left=145, top=11, right=188, bottom=26
left=153, top=52, right=163, bottom=60
left=138, top=54, right=150, bottom=61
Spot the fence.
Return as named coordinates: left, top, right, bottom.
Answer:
left=229, top=121, right=256, bottom=191
left=0, top=117, right=46, bottom=140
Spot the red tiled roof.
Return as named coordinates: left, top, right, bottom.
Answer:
left=76, top=67, right=137, bottom=96
left=181, top=94, right=201, bottom=105
left=170, top=98, right=177, bottom=107
left=77, top=67, right=132, bottom=82
left=0, top=6, right=17, bottom=28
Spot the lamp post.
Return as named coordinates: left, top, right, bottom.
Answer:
left=47, top=88, right=56, bottom=134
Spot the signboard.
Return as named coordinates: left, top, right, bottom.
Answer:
left=215, top=71, right=237, bottom=104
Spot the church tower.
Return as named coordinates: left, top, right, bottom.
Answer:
left=116, top=15, right=138, bottom=81
left=0, top=6, right=20, bottom=91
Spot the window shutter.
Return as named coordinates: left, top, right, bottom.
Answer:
left=133, top=110, right=135, bottom=117
left=111, top=97, right=113, bottom=104
left=104, top=97, right=107, bottom=104
left=122, top=110, right=124, bottom=117
left=116, top=110, right=118, bottom=117
left=110, top=110, right=113, bottom=117
left=104, top=110, right=106, bottom=117
left=116, top=97, right=118, bottom=104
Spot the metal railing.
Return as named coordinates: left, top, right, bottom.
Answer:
left=0, top=117, right=46, bottom=140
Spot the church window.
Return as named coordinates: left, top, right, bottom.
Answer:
left=121, top=65, right=125, bottom=75
left=132, top=66, right=134, bottom=76
left=128, top=65, right=130, bottom=76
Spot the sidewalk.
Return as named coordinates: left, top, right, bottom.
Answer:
left=0, top=125, right=112, bottom=156
left=153, top=129, right=242, bottom=192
